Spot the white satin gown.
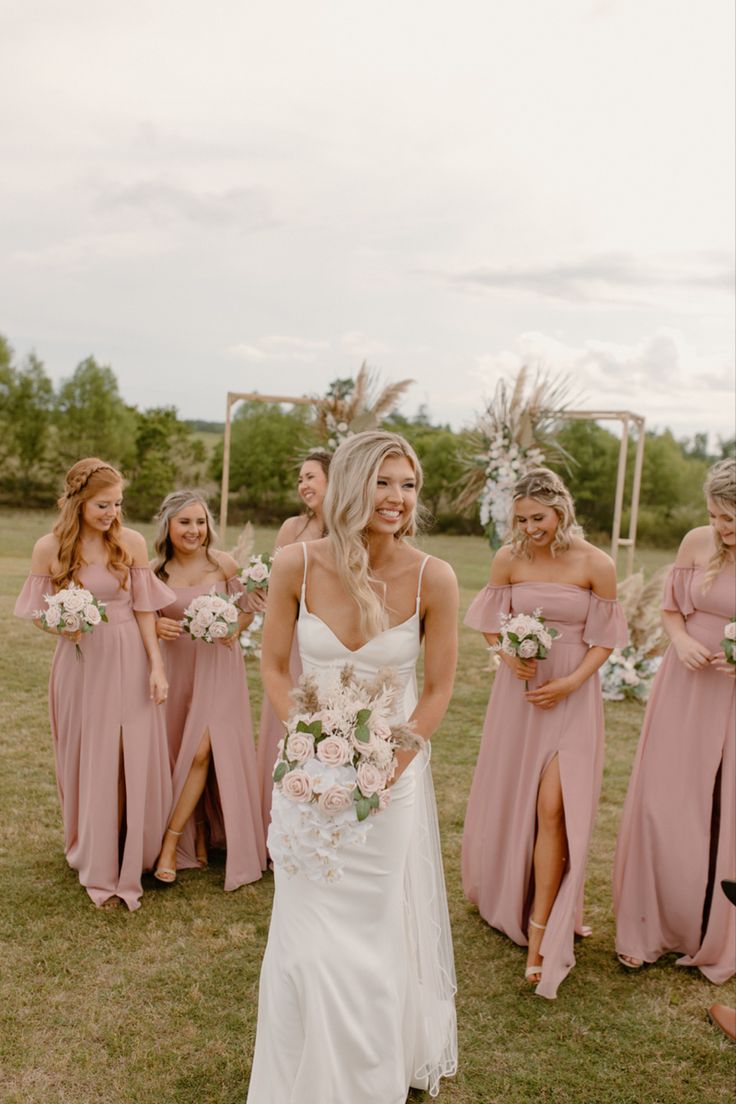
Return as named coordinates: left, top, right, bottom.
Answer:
left=247, top=547, right=457, bottom=1103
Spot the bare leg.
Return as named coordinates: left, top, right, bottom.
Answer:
left=157, top=731, right=212, bottom=874
left=527, top=756, right=568, bottom=981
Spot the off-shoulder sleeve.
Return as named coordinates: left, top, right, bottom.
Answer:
left=14, top=573, right=53, bottom=619
left=130, top=566, right=176, bottom=612
left=225, top=574, right=250, bottom=609
left=661, top=565, right=695, bottom=616
left=464, top=584, right=512, bottom=633
left=583, top=593, right=629, bottom=649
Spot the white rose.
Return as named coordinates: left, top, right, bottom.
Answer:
left=62, top=589, right=86, bottom=614
left=84, top=604, right=102, bottom=626
left=725, top=621, right=736, bottom=641
left=208, top=621, right=230, bottom=639
left=193, top=609, right=215, bottom=628
left=538, top=630, right=552, bottom=650
left=63, top=613, right=81, bottom=632
left=44, top=606, right=61, bottom=628
left=518, top=639, right=538, bottom=659
left=222, top=603, right=239, bottom=623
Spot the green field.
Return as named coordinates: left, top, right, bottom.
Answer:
left=1, top=512, right=733, bottom=1104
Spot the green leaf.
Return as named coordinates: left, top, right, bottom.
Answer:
left=355, top=723, right=371, bottom=743
left=356, top=798, right=371, bottom=822
left=369, top=792, right=380, bottom=810
left=507, top=631, right=520, bottom=645
left=356, top=708, right=372, bottom=725
left=273, top=761, right=288, bottom=783
left=548, top=627, right=560, bottom=638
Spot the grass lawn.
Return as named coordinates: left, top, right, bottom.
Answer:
left=1, top=512, right=733, bottom=1103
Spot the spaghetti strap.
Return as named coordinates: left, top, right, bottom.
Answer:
left=300, top=542, right=308, bottom=601
left=416, top=555, right=431, bottom=606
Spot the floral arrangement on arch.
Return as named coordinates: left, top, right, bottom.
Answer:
left=457, top=367, right=574, bottom=547
left=312, top=363, right=413, bottom=451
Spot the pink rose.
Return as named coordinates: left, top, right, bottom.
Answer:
left=725, top=621, right=736, bottom=641
left=248, top=561, right=269, bottom=583
left=316, top=735, right=351, bottom=768
left=286, top=731, right=314, bottom=764
left=62, top=589, right=86, bottom=614
left=356, top=762, right=385, bottom=797
left=44, top=606, right=61, bottom=628
left=518, top=638, right=538, bottom=659
left=208, top=621, right=230, bottom=639
left=281, top=769, right=313, bottom=802
left=222, top=603, right=239, bottom=624
left=317, top=785, right=354, bottom=815
left=84, top=604, right=101, bottom=626
left=63, top=613, right=81, bottom=633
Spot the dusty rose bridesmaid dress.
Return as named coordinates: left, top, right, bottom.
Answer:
left=613, top=564, right=736, bottom=982
left=462, top=582, right=627, bottom=999
left=160, top=577, right=267, bottom=889
left=15, top=564, right=175, bottom=910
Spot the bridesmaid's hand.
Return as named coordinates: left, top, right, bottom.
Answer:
left=149, top=664, right=168, bottom=705
left=58, top=627, right=82, bottom=643
left=500, top=653, right=537, bottom=681
left=216, top=630, right=238, bottom=648
left=241, top=589, right=268, bottom=614
left=526, top=677, right=574, bottom=710
left=710, top=651, right=736, bottom=679
left=672, top=634, right=712, bottom=671
left=156, top=617, right=183, bottom=641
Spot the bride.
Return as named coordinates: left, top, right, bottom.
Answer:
left=247, top=430, right=458, bottom=1103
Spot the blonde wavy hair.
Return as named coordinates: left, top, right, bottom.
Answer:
left=152, top=490, right=219, bottom=581
left=52, top=458, right=131, bottom=589
left=703, top=458, right=736, bottom=591
left=507, top=467, right=583, bottom=559
left=323, top=431, right=424, bottom=638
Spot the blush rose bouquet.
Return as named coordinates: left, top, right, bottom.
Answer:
left=268, top=664, right=423, bottom=883
left=240, top=553, right=273, bottom=592
left=35, top=582, right=108, bottom=659
left=181, top=589, right=241, bottom=643
left=721, top=618, right=736, bottom=665
left=491, top=607, right=560, bottom=689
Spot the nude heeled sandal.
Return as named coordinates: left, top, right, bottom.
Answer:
left=154, top=828, right=183, bottom=884
left=525, top=918, right=546, bottom=981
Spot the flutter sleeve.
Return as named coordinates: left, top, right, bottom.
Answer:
left=14, top=573, right=52, bottom=619
left=583, top=593, right=629, bottom=649
left=225, top=574, right=251, bottom=610
left=661, top=565, right=695, bottom=616
left=464, top=584, right=512, bottom=633
left=130, top=566, right=177, bottom=612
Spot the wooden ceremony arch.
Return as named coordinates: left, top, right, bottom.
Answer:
left=218, top=391, right=646, bottom=574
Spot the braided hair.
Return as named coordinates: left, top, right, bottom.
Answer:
left=52, top=458, right=132, bottom=589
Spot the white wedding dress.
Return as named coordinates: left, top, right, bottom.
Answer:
left=247, top=547, right=457, bottom=1104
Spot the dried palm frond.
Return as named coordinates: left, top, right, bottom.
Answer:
left=229, top=521, right=255, bottom=568
left=617, top=565, right=671, bottom=656
left=312, top=363, right=414, bottom=449
left=455, top=366, right=577, bottom=514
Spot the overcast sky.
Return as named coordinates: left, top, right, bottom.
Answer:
left=1, top=0, right=734, bottom=443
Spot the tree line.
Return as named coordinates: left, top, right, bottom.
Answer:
left=1, top=335, right=731, bottom=545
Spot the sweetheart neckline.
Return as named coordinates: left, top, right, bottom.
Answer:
left=300, top=607, right=420, bottom=655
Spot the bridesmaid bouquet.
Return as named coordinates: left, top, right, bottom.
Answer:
left=181, top=590, right=240, bottom=643
left=35, top=582, right=108, bottom=659
left=492, top=607, right=560, bottom=689
left=268, top=664, right=423, bottom=883
left=240, top=553, right=273, bottom=592
left=722, top=618, right=736, bottom=665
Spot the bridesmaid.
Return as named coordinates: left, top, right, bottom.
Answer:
left=462, top=467, right=627, bottom=998
left=14, top=458, right=174, bottom=910
left=613, top=459, right=736, bottom=980
left=256, top=449, right=331, bottom=836
left=152, top=490, right=267, bottom=889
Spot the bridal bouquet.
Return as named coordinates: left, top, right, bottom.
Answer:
left=35, top=582, right=108, bottom=659
left=722, top=618, right=736, bottom=665
left=268, top=664, right=423, bottom=883
left=240, top=553, right=273, bottom=592
left=491, top=607, right=560, bottom=689
left=181, top=589, right=240, bottom=643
